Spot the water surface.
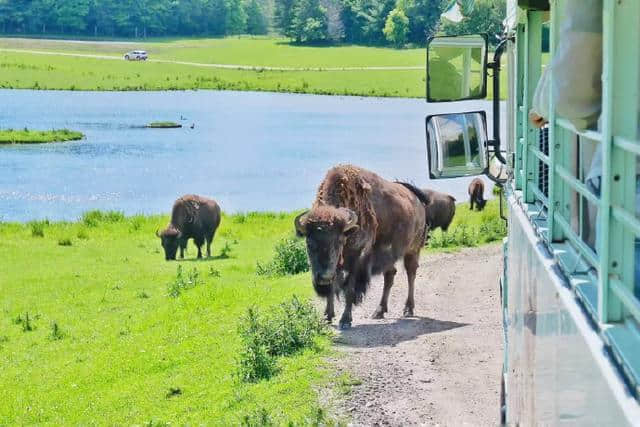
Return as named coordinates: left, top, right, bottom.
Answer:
left=0, top=90, right=502, bottom=222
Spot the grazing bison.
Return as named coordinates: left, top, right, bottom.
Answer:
left=157, top=194, right=221, bottom=260
left=294, top=165, right=429, bottom=329
left=422, top=189, right=456, bottom=231
left=468, top=178, right=487, bottom=211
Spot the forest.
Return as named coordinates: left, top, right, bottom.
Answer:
left=0, top=0, right=504, bottom=46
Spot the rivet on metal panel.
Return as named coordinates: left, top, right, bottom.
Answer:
left=612, top=261, right=618, bottom=268
left=614, top=174, right=620, bottom=182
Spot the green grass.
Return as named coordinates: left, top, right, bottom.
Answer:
left=0, top=36, right=508, bottom=98
left=0, top=211, right=335, bottom=425
left=0, top=128, right=84, bottom=144
left=427, top=198, right=506, bottom=251
left=147, top=121, right=182, bottom=128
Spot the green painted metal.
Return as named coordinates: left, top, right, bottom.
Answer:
left=511, top=0, right=640, bottom=398
left=522, top=11, right=543, bottom=204
left=514, top=24, right=526, bottom=191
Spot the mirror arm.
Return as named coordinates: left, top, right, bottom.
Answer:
left=487, top=37, right=511, bottom=166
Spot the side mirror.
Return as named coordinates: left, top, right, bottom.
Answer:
left=427, top=35, right=488, bottom=102
left=426, top=111, right=489, bottom=179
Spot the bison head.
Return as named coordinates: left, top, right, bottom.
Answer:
left=156, top=226, right=182, bottom=260
left=294, top=206, right=358, bottom=293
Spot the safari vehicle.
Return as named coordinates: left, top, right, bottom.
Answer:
left=426, top=0, right=640, bottom=424
left=124, top=50, right=148, bottom=61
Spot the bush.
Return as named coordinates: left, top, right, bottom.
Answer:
left=237, top=296, right=328, bottom=382
left=82, top=210, right=125, bottom=227
left=256, top=238, right=309, bottom=276
left=167, top=265, right=201, bottom=297
left=58, top=238, right=72, bottom=246
left=28, top=220, right=48, bottom=237
left=428, top=215, right=507, bottom=249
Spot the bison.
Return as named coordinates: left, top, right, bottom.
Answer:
left=468, top=178, right=487, bottom=211
left=157, top=194, right=221, bottom=260
left=422, top=189, right=456, bottom=231
left=294, top=165, right=430, bottom=329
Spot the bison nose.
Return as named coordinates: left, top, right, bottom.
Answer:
left=315, top=272, right=333, bottom=285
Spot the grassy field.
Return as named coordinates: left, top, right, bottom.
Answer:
left=0, top=211, right=336, bottom=425
left=0, top=37, right=507, bottom=98
left=0, top=200, right=504, bottom=424
left=0, top=128, right=84, bottom=144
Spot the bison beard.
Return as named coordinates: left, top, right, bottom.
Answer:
left=295, top=165, right=429, bottom=329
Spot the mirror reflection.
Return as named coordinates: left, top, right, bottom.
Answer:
left=427, top=35, right=487, bottom=102
left=426, top=112, right=488, bottom=178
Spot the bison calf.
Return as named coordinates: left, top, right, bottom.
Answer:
left=468, top=178, right=487, bottom=211
left=422, top=189, right=456, bottom=232
left=157, top=194, right=221, bottom=260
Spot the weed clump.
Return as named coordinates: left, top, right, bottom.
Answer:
left=218, top=240, right=236, bottom=259
left=256, top=238, right=309, bottom=276
left=58, top=238, right=72, bottom=246
left=167, top=265, right=201, bottom=297
left=49, top=322, right=65, bottom=341
left=82, top=210, right=125, bottom=227
left=28, top=220, right=48, bottom=237
left=428, top=215, right=506, bottom=249
left=236, top=296, right=328, bottom=382
left=14, top=312, right=35, bottom=332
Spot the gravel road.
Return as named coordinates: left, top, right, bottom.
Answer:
left=328, top=244, right=504, bottom=426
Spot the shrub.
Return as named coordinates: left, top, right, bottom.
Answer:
left=236, top=296, right=328, bottom=382
left=82, top=210, right=125, bottom=227
left=256, top=238, right=309, bottom=276
left=28, top=220, right=48, bottom=237
left=58, top=238, right=72, bottom=246
left=167, top=265, right=201, bottom=297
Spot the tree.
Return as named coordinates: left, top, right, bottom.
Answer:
left=442, top=0, right=505, bottom=45
left=383, top=7, right=408, bottom=47
left=246, top=0, right=268, bottom=34
left=403, top=0, right=447, bottom=44
left=289, top=0, right=328, bottom=42
left=274, top=0, right=296, bottom=35
left=225, top=0, right=248, bottom=34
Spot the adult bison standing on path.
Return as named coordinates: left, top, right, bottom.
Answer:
left=294, top=165, right=430, bottom=329
left=157, top=194, right=221, bottom=260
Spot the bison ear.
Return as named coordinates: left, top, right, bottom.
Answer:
left=294, top=210, right=309, bottom=237
left=156, top=229, right=162, bottom=238
left=341, top=208, right=359, bottom=235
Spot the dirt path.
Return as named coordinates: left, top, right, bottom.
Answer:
left=329, top=244, right=503, bottom=426
left=0, top=48, right=422, bottom=71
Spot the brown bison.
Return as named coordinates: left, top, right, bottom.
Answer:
left=468, top=178, right=487, bottom=211
left=157, top=194, right=221, bottom=260
left=422, top=189, right=456, bottom=231
left=294, top=165, right=429, bottom=329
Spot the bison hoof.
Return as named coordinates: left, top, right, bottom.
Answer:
left=403, top=307, right=414, bottom=317
left=371, top=308, right=385, bottom=319
left=339, top=321, right=352, bottom=330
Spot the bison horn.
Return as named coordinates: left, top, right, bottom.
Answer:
left=342, top=208, right=359, bottom=233
left=156, top=229, right=161, bottom=238
left=294, top=210, right=310, bottom=237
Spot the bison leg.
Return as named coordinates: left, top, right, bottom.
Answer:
left=403, top=253, right=419, bottom=317
left=206, top=230, right=215, bottom=258
left=339, top=286, right=355, bottom=330
left=179, top=240, right=187, bottom=259
left=372, top=267, right=397, bottom=319
left=470, top=198, right=475, bottom=210
left=325, top=290, right=335, bottom=323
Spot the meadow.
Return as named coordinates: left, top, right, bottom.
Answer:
left=0, top=200, right=503, bottom=424
left=0, top=37, right=507, bottom=98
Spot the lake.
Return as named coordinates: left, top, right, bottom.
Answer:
left=0, top=89, right=503, bottom=222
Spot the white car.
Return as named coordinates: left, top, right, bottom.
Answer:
left=124, top=50, right=148, bottom=61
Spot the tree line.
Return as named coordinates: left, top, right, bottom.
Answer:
left=0, top=0, right=504, bottom=47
